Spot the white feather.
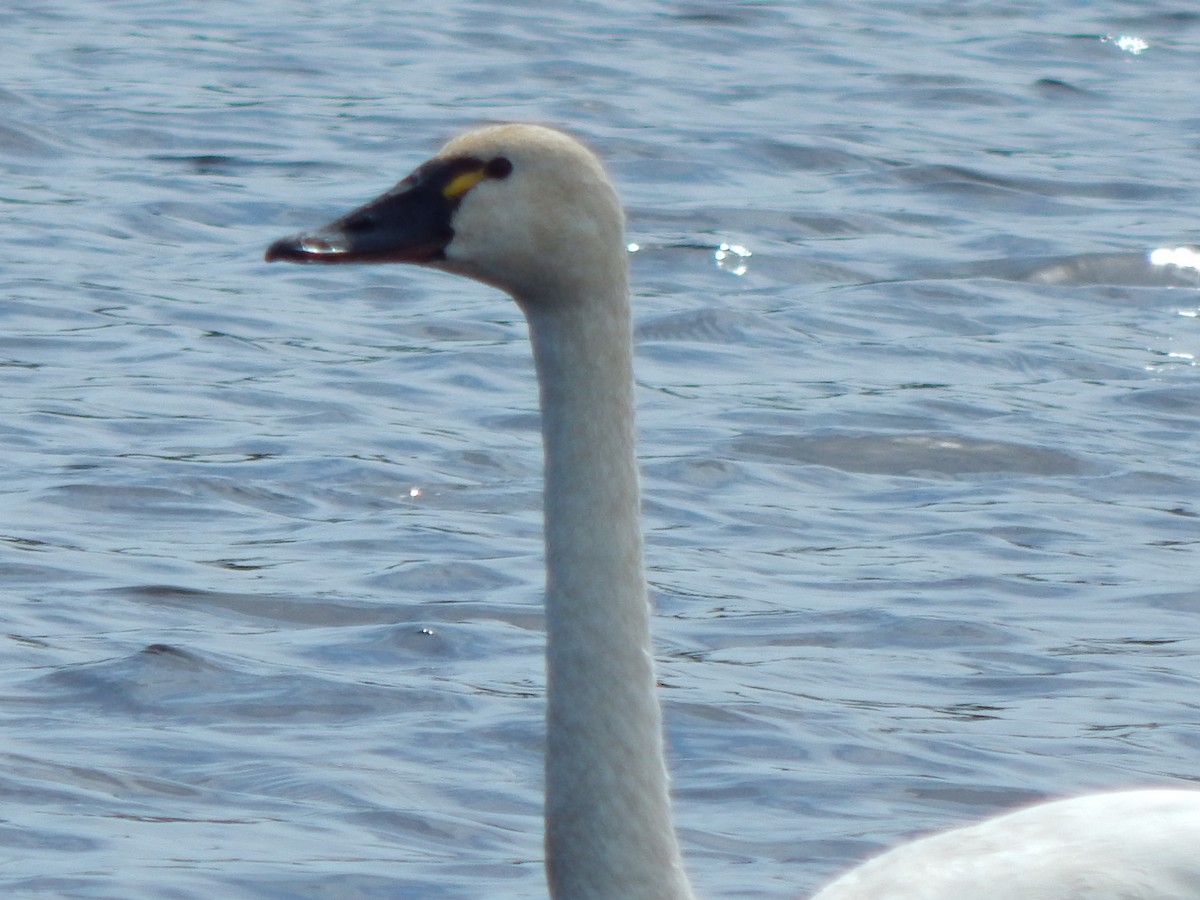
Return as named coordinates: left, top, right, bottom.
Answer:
left=271, top=123, right=1200, bottom=900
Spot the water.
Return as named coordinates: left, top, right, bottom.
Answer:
left=2, top=1, right=1198, bottom=897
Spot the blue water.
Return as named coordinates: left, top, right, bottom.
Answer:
left=2, top=1, right=1198, bottom=897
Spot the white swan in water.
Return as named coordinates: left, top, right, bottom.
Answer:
left=266, top=124, right=1200, bottom=899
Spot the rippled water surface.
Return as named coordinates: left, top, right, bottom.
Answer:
left=3, top=2, right=1199, bottom=897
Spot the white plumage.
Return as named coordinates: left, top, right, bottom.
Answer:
left=267, top=123, right=1200, bottom=900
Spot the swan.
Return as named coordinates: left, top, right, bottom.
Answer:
left=265, top=124, right=1200, bottom=899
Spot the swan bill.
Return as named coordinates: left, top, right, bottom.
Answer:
left=264, top=155, right=504, bottom=265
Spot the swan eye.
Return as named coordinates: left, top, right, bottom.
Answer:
left=485, top=156, right=513, bottom=179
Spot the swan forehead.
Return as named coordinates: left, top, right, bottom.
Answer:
left=437, top=124, right=607, bottom=183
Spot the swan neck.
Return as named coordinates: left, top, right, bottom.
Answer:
left=524, top=282, right=693, bottom=900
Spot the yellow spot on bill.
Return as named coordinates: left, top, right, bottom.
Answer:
left=443, top=168, right=486, bottom=199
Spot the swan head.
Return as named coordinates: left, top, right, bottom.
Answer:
left=265, top=124, right=626, bottom=306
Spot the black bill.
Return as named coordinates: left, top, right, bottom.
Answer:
left=264, top=156, right=490, bottom=265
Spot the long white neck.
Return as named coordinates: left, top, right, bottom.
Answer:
left=522, top=271, right=694, bottom=900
